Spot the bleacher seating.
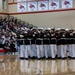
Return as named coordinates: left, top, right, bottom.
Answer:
left=0, top=15, right=37, bottom=54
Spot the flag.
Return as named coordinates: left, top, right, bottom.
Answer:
left=61, top=0, right=73, bottom=8
left=49, top=0, right=59, bottom=10
left=17, top=2, right=27, bottom=12
left=38, top=1, right=48, bottom=11
left=28, top=2, right=37, bottom=12
left=2, top=0, right=6, bottom=9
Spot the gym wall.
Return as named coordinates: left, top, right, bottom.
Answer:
left=8, top=0, right=75, bottom=28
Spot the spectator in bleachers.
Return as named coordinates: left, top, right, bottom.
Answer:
left=0, top=35, right=3, bottom=48
left=10, top=40, right=17, bottom=54
left=0, top=16, right=36, bottom=55
left=3, top=40, right=11, bottom=54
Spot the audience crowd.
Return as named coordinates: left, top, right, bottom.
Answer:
left=1, top=16, right=75, bottom=59
left=0, top=16, right=33, bottom=54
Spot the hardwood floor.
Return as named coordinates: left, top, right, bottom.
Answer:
left=0, top=55, right=75, bottom=75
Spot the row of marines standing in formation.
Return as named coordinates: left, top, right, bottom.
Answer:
left=17, top=28, right=75, bottom=59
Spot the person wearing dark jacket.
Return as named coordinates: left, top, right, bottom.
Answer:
left=10, top=41, right=17, bottom=54
left=3, top=40, right=11, bottom=54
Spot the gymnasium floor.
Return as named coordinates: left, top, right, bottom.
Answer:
left=0, top=55, right=75, bottom=75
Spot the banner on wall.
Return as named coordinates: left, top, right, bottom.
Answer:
left=61, top=0, right=73, bottom=8
left=17, top=2, right=27, bottom=12
left=28, top=2, right=37, bottom=12
left=49, top=0, right=59, bottom=10
left=17, top=0, right=26, bottom=2
left=2, top=0, right=7, bottom=9
left=38, top=1, right=48, bottom=11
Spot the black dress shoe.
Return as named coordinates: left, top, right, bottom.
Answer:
left=71, top=57, right=75, bottom=59
left=20, top=57, right=25, bottom=59
left=61, top=57, right=67, bottom=59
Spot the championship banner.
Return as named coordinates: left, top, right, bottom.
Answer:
left=61, top=0, right=73, bottom=8
left=28, top=2, right=37, bottom=12
left=17, top=0, right=26, bottom=2
left=2, top=0, right=7, bottom=9
left=38, top=1, right=48, bottom=11
left=49, top=0, right=59, bottom=10
left=17, top=2, right=27, bottom=12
